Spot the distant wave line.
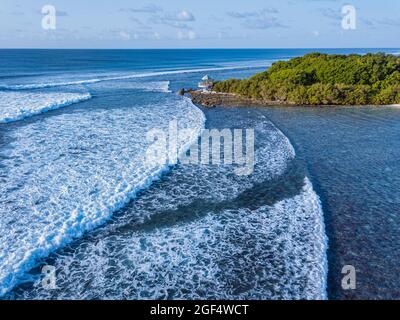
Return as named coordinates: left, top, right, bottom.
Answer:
left=0, top=64, right=272, bottom=91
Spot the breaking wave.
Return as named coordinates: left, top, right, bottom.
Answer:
left=4, top=111, right=327, bottom=300
left=0, top=91, right=92, bottom=123
left=0, top=95, right=205, bottom=297
left=0, top=65, right=265, bottom=91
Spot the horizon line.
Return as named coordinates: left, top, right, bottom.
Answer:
left=0, top=47, right=399, bottom=50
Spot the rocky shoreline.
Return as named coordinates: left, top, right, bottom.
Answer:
left=186, top=90, right=292, bottom=108
left=184, top=90, right=400, bottom=108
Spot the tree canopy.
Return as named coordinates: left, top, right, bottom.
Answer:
left=213, top=53, right=400, bottom=105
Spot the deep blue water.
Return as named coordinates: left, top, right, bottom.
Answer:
left=0, top=48, right=399, bottom=300
left=0, top=48, right=397, bottom=81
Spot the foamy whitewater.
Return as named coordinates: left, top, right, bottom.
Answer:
left=0, top=88, right=204, bottom=296
left=0, top=91, right=92, bottom=123
left=0, top=65, right=263, bottom=91
left=5, top=116, right=327, bottom=300
left=0, top=49, right=333, bottom=299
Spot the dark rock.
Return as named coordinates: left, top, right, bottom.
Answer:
left=188, top=90, right=291, bottom=108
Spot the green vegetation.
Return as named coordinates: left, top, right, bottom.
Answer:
left=213, top=53, right=400, bottom=105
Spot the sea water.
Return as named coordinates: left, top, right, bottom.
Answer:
left=260, top=106, right=400, bottom=300
left=0, top=48, right=398, bottom=299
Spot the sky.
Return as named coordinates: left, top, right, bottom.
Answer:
left=0, top=0, right=399, bottom=48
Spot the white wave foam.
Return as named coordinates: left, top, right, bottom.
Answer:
left=4, top=113, right=327, bottom=300
left=0, top=91, right=92, bottom=123
left=0, top=65, right=261, bottom=90
left=89, top=80, right=170, bottom=93
left=0, top=96, right=205, bottom=297
left=134, top=81, right=170, bottom=93
left=9, top=178, right=326, bottom=300
left=217, top=59, right=274, bottom=68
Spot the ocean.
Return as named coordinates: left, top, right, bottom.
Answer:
left=0, top=48, right=399, bottom=299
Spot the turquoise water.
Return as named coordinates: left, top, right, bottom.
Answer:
left=0, top=49, right=399, bottom=299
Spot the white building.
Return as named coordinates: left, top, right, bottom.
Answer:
left=198, top=75, right=214, bottom=91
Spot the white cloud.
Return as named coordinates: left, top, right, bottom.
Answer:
left=188, top=31, right=197, bottom=39
left=227, top=8, right=285, bottom=29
left=177, top=30, right=197, bottom=40
left=151, top=9, right=196, bottom=28
left=227, top=8, right=278, bottom=19
left=119, top=31, right=131, bottom=40
left=119, top=4, right=163, bottom=14
left=177, top=10, right=195, bottom=22
left=148, top=8, right=197, bottom=42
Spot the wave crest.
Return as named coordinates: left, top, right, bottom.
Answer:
left=0, top=91, right=92, bottom=123
left=0, top=96, right=205, bottom=296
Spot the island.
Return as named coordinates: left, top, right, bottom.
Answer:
left=189, top=53, right=400, bottom=106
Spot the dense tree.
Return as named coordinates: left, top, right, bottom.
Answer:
left=213, top=53, right=400, bottom=105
